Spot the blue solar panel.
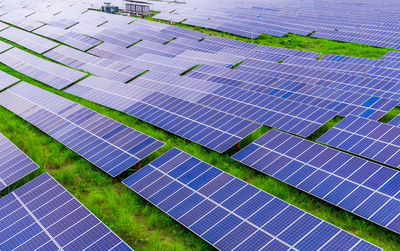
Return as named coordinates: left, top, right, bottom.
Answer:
left=123, top=148, right=381, bottom=251
left=318, top=115, right=400, bottom=169
left=0, top=132, right=39, bottom=191
left=0, top=48, right=87, bottom=90
left=233, top=129, right=400, bottom=234
left=0, top=173, right=132, bottom=250
left=65, top=76, right=261, bottom=153
left=0, top=83, right=164, bottom=177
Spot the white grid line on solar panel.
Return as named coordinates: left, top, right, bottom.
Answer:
left=0, top=27, right=58, bottom=54
left=320, top=54, right=378, bottom=65
left=318, top=115, right=400, bottom=169
left=365, top=66, right=400, bottom=81
left=374, top=60, right=400, bottom=69
left=233, top=59, right=400, bottom=100
left=0, top=47, right=87, bottom=90
left=0, top=70, right=19, bottom=90
left=44, top=45, right=146, bottom=83
left=232, top=129, right=400, bottom=234
left=65, top=76, right=260, bottom=153
left=0, top=132, right=39, bottom=191
left=0, top=172, right=132, bottom=250
left=123, top=147, right=381, bottom=251
left=138, top=70, right=336, bottom=137
left=34, top=25, right=101, bottom=51
left=283, top=56, right=374, bottom=74
left=0, top=82, right=164, bottom=176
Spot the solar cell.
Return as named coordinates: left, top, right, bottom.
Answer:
left=318, top=115, right=400, bottom=168
left=65, top=76, right=261, bottom=153
left=0, top=83, right=164, bottom=177
left=123, top=147, right=381, bottom=251
left=0, top=172, right=132, bottom=250
left=233, top=129, right=400, bottom=234
left=0, top=132, right=39, bottom=191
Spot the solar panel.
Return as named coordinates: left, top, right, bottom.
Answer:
left=0, top=172, right=132, bottom=250
left=34, top=25, right=101, bottom=51
left=123, top=148, right=381, bottom=251
left=0, top=71, right=19, bottom=91
left=318, top=115, right=400, bottom=168
left=0, top=82, right=164, bottom=177
left=0, top=132, right=39, bottom=191
left=0, top=27, right=58, bottom=54
left=43, top=45, right=146, bottom=83
left=0, top=48, right=87, bottom=90
left=233, top=129, right=400, bottom=234
left=66, top=76, right=261, bottom=153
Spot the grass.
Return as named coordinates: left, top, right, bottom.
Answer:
left=379, top=106, right=400, bottom=123
left=1, top=18, right=400, bottom=250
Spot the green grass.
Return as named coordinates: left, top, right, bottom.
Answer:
left=1, top=18, right=400, bottom=250
left=145, top=17, right=395, bottom=59
left=379, top=106, right=400, bottom=123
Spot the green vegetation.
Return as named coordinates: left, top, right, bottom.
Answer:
left=145, top=17, right=396, bottom=59
left=1, top=18, right=400, bottom=250
left=307, top=115, right=344, bottom=141
left=379, top=106, right=400, bottom=123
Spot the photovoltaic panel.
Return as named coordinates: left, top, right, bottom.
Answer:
left=0, top=132, right=39, bottom=191
left=0, top=71, right=19, bottom=91
left=318, top=115, right=400, bottom=168
left=233, top=129, right=400, bottom=234
left=0, top=172, right=132, bottom=250
left=66, top=76, right=261, bottom=153
left=0, top=48, right=87, bottom=90
left=0, top=27, right=59, bottom=54
left=0, top=83, right=164, bottom=177
left=123, top=148, right=381, bottom=251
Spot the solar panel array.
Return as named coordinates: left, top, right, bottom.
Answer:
left=318, top=115, right=400, bottom=168
left=66, top=76, right=261, bottom=153
left=0, top=132, right=39, bottom=191
left=0, top=172, right=132, bottom=250
left=0, top=27, right=58, bottom=54
left=123, top=148, right=381, bottom=251
left=0, top=82, right=164, bottom=177
left=150, top=0, right=400, bottom=49
left=233, top=129, right=400, bottom=234
left=44, top=45, right=147, bottom=83
left=0, top=48, right=87, bottom=90
left=34, top=25, right=102, bottom=51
